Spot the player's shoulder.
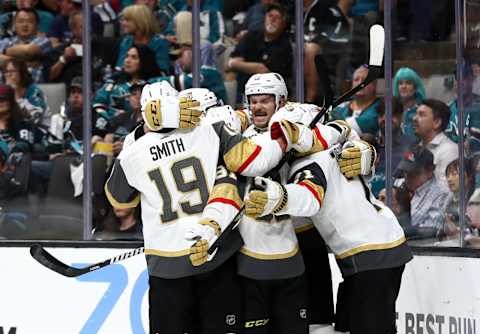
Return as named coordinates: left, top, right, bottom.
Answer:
left=291, top=150, right=331, bottom=173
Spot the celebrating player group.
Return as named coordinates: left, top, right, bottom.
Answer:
left=102, top=71, right=412, bottom=334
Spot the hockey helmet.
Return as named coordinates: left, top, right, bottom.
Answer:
left=268, top=103, right=321, bottom=130
left=202, top=105, right=242, bottom=133
left=245, top=73, right=288, bottom=111
left=179, top=88, right=218, bottom=113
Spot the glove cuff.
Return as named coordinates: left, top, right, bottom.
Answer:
left=199, top=219, right=221, bottom=236
left=272, top=184, right=288, bottom=215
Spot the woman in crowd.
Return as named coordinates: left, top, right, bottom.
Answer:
left=0, top=84, right=35, bottom=153
left=116, top=4, right=170, bottom=75
left=440, top=158, right=475, bottom=241
left=2, top=59, right=49, bottom=126
left=393, top=67, right=426, bottom=139
left=93, top=44, right=161, bottom=121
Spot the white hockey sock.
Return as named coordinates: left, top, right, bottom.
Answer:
left=309, top=324, right=335, bottom=334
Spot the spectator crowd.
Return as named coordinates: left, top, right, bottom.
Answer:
left=0, top=0, right=478, bottom=247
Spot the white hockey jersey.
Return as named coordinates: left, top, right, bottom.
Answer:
left=105, top=122, right=284, bottom=278
left=286, top=148, right=413, bottom=277
left=237, top=125, right=304, bottom=280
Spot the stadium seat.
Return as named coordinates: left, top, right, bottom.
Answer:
left=38, top=83, right=66, bottom=114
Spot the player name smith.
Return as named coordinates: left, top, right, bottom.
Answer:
left=150, top=138, right=186, bottom=161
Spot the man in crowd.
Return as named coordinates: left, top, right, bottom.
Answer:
left=398, top=146, right=449, bottom=239
left=227, top=3, right=292, bottom=105
left=332, top=65, right=380, bottom=136
left=413, top=99, right=458, bottom=188
left=0, top=8, right=52, bottom=83
left=304, top=0, right=352, bottom=104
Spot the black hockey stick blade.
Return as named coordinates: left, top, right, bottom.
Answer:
left=30, top=244, right=144, bottom=277
left=30, top=244, right=96, bottom=277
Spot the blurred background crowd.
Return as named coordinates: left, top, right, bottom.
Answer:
left=0, top=0, right=479, bottom=248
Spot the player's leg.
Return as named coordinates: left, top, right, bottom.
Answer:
left=341, top=265, right=405, bottom=334
left=242, top=277, right=270, bottom=334
left=148, top=274, right=195, bottom=334
left=298, top=230, right=335, bottom=333
left=269, top=274, right=309, bottom=334
left=196, top=257, right=244, bottom=334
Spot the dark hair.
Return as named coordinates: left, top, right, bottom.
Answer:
left=446, top=157, right=476, bottom=198
left=16, top=8, right=39, bottom=25
left=128, top=44, right=161, bottom=81
left=376, top=96, right=404, bottom=119
left=421, top=99, right=451, bottom=132
left=265, top=4, right=290, bottom=28
left=4, top=59, right=33, bottom=87
left=0, top=85, right=27, bottom=128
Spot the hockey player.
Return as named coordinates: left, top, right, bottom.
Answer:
left=244, top=109, right=413, bottom=334
left=237, top=73, right=351, bottom=334
left=104, top=81, right=317, bottom=334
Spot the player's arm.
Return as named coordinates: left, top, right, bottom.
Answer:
left=104, top=159, right=140, bottom=209
left=185, top=165, right=244, bottom=266
left=245, top=162, right=327, bottom=219
left=213, top=123, right=285, bottom=177
left=270, top=118, right=351, bottom=155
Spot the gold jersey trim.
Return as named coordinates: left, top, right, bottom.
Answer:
left=145, top=248, right=191, bottom=257
left=295, top=223, right=315, bottom=233
left=336, top=237, right=407, bottom=260
left=224, top=139, right=261, bottom=173
left=104, top=184, right=140, bottom=209
left=240, top=245, right=299, bottom=260
left=209, top=183, right=243, bottom=209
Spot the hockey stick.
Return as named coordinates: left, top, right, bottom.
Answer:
left=208, top=25, right=385, bottom=254
left=30, top=244, right=144, bottom=277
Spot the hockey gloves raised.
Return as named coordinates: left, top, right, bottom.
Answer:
left=185, top=219, right=221, bottom=266
left=179, top=97, right=203, bottom=128
left=143, top=96, right=202, bottom=131
left=270, top=119, right=314, bottom=153
left=245, top=176, right=288, bottom=218
left=338, top=140, right=377, bottom=178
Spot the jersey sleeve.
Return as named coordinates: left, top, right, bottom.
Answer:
left=201, top=165, right=244, bottom=231
left=277, top=162, right=328, bottom=217
left=308, top=123, right=348, bottom=153
left=212, top=123, right=283, bottom=177
left=104, top=159, right=140, bottom=209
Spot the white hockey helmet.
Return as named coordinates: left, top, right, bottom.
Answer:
left=268, top=103, right=321, bottom=130
left=202, top=105, right=242, bottom=133
left=245, top=72, right=288, bottom=111
left=141, top=81, right=179, bottom=131
left=179, top=88, right=218, bottom=112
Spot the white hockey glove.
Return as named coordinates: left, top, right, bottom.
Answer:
left=245, top=176, right=288, bottom=218
left=270, top=119, right=314, bottom=153
left=185, top=219, right=221, bottom=266
left=325, top=119, right=351, bottom=145
left=338, top=140, right=377, bottom=178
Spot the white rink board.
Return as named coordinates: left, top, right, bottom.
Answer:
left=1, top=247, right=479, bottom=334
left=0, top=247, right=149, bottom=334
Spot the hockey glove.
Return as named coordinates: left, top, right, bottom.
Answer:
left=245, top=176, right=288, bottom=218
left=338, top=140, right=377, bottom=178
left=325, top=120, right=351, bottom=144
left=143, top=97, right=202, bottom=130
left=270, top=120, right=314, bottom=153
left=179, top=97, right=203, bottom=128
left=185, top=219, right=221, bottom=266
